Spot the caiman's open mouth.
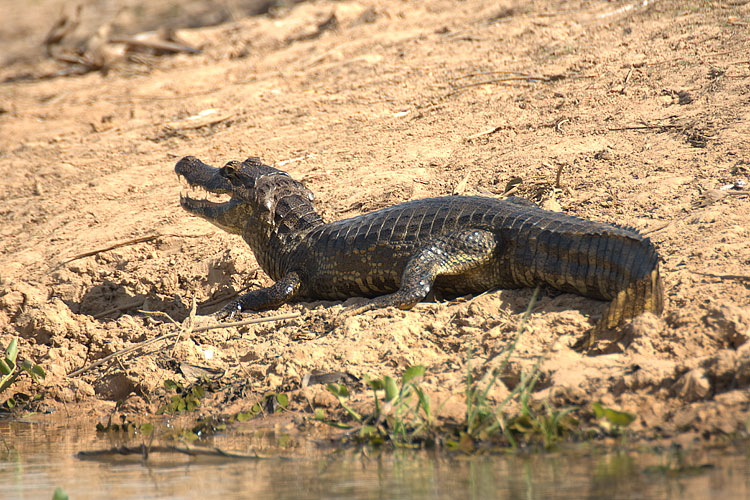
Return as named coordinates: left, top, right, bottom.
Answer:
left=175, top=156, right=246, bottom=234
left=178, top=175, right=233, bottom=209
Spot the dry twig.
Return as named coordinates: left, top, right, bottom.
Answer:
left=620, top=67, right=634, bottom=94
left=192, top=313, right=301, bottom=333
left=171, top=295, right=197, bottom=356
left=77, top=444, right=286, bottom=461
left=692, top=271, right=750, bottom=282
left=641, top=221, right=673, bottom=236
left=464, top=126, right=503, bottom=140
left=67, top=312, right=300, bottom=377
left=93, top=300, right=146, bottom=319
left=108, top=36, right=200, bottom=54
left=61, top=235, right=159, bottom=265
left=58, top=233, right=210, bottom=267
left=555, top=119, right=569, bottom=133
left=554, top=163, right=565, bottom=189
left=608, top=124, right=679, bottom=131
left=446, top=75, right=557, bottom=97
left=453, top=70, right=538, bottom=81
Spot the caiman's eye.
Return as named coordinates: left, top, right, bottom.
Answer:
left=220, top=161, right=243, bottom=181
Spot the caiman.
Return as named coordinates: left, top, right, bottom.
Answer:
left=175, top=156, right=664, bottom=347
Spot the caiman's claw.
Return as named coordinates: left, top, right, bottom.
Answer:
left=331, top=300, right=376, bottom=328
left=342, top=302, right=379, bottom=317
left=573, top=324, right=629, bottom=355
left=215, top=300, right=243, bottom=322
left=572, top=330, right=595, bottom=352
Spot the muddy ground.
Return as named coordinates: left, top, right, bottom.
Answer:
left=1, top=0, right=749, bottom=444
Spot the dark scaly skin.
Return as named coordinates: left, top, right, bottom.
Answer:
left=175, top=156, right=664, bottom=347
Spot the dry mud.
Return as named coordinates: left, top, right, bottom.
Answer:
left=1, top=0, right=749, bottom=443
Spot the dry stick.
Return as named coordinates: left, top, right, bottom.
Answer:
left=52, top=53, right=99, bottom=69
left=59, top=233, right=210, bottom=266
left=109, top=90, right=225, bottom=102
left=97, top=288, right=253, bottom=321
left=68, top=330, right=180, bottom=377
left=60, top=235, right=158, bottom=265
left=453, top=70, right=537, bottom=81
left=171, top=295, right=197, bottom=356
left=446, top=76, right=552, bottom=97
left=501, top=185, right=520, bottom=197
left=108, top=36, right=200, bottom=54
left=645, top=50, right=736, bottom=68
left=593, top=0, right=653, bottom=20
left=719, top=190, right=750, bottom=197
left=608, top=124, right=679, bottom=131
left=192, top=313, right=301, bottom=333
left=93, top=300, right=145, bottom=320
left=67, top=312, right=300, bottom=377
left=641, top=221, right=673, bottom=236
left=137, top=310, right=180, bottom=326
left=692, top=271, right=750, bottom=282
left=554, top=163, right=565, bottom=189
left=464, top=126, right=503, bottom=140
left=233, top=347, right=252, bottom=379
left=618, top=66, right=635, bottom=95
left=77, top=445, right=286, bottom=460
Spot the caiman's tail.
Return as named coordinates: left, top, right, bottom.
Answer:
left=581, top=266, right=664, bottom=350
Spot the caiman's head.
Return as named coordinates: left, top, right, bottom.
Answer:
left=175, top=156, right=314, bottom=234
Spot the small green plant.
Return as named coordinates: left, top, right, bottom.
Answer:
left=0, top=337, right=46, bottom=407
left=461, top=288, right=540, bottom=441
left=52, top=487, right=69, bottom=500
left=504, top=399, right=578, bottom=450
left=317, top=365, right=432, bottom=446
left=316, top=288, right=583, bottom=450
left=157, top=380, right=206, bottom=414
left=236, top=392, right=290, bottom=421
left=593, top=402, right=636, bottom=435
left=455, top=287, right=578, bottom=450
left=96, top=412, right=154, bottom=437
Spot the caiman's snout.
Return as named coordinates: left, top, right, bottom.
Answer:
left=175, top=156, right=234, bottom=194
left=175, top=156, right=247, bottom=235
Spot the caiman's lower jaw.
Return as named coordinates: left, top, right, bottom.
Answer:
left=177, top=174, right=246, bottom=234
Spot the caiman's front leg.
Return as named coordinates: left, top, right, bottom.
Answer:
left=352, top=229, right=499, bottom=312
left=217, top=272, right=301, bottom=320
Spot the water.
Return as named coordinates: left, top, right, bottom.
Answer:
left=1, top=419, right=748, bottom=499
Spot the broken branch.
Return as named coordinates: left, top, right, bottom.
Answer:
left=67, top=312, right=301, bottom=377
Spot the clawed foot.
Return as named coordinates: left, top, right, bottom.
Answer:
left=214, top=299, right=244, bottom=322
left=342, top=301, right=380, bottom=317
left=572, top=325, right=629, bottom=355
left=572, top=331, right=595, bottom=352
left=334, top=296, right=418, bottom=327
left=331, top=300, right=382, bottom=328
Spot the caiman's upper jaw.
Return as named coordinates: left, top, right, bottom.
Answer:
left=175, top=156, right=233, bottom=194
left=175, top=156, right=248, bottom=234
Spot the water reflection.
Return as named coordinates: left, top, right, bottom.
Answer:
left=1, top=419, right=748, bottom=499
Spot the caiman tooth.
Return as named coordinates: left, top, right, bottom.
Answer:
left=178, top=176, right=190, bottom=191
